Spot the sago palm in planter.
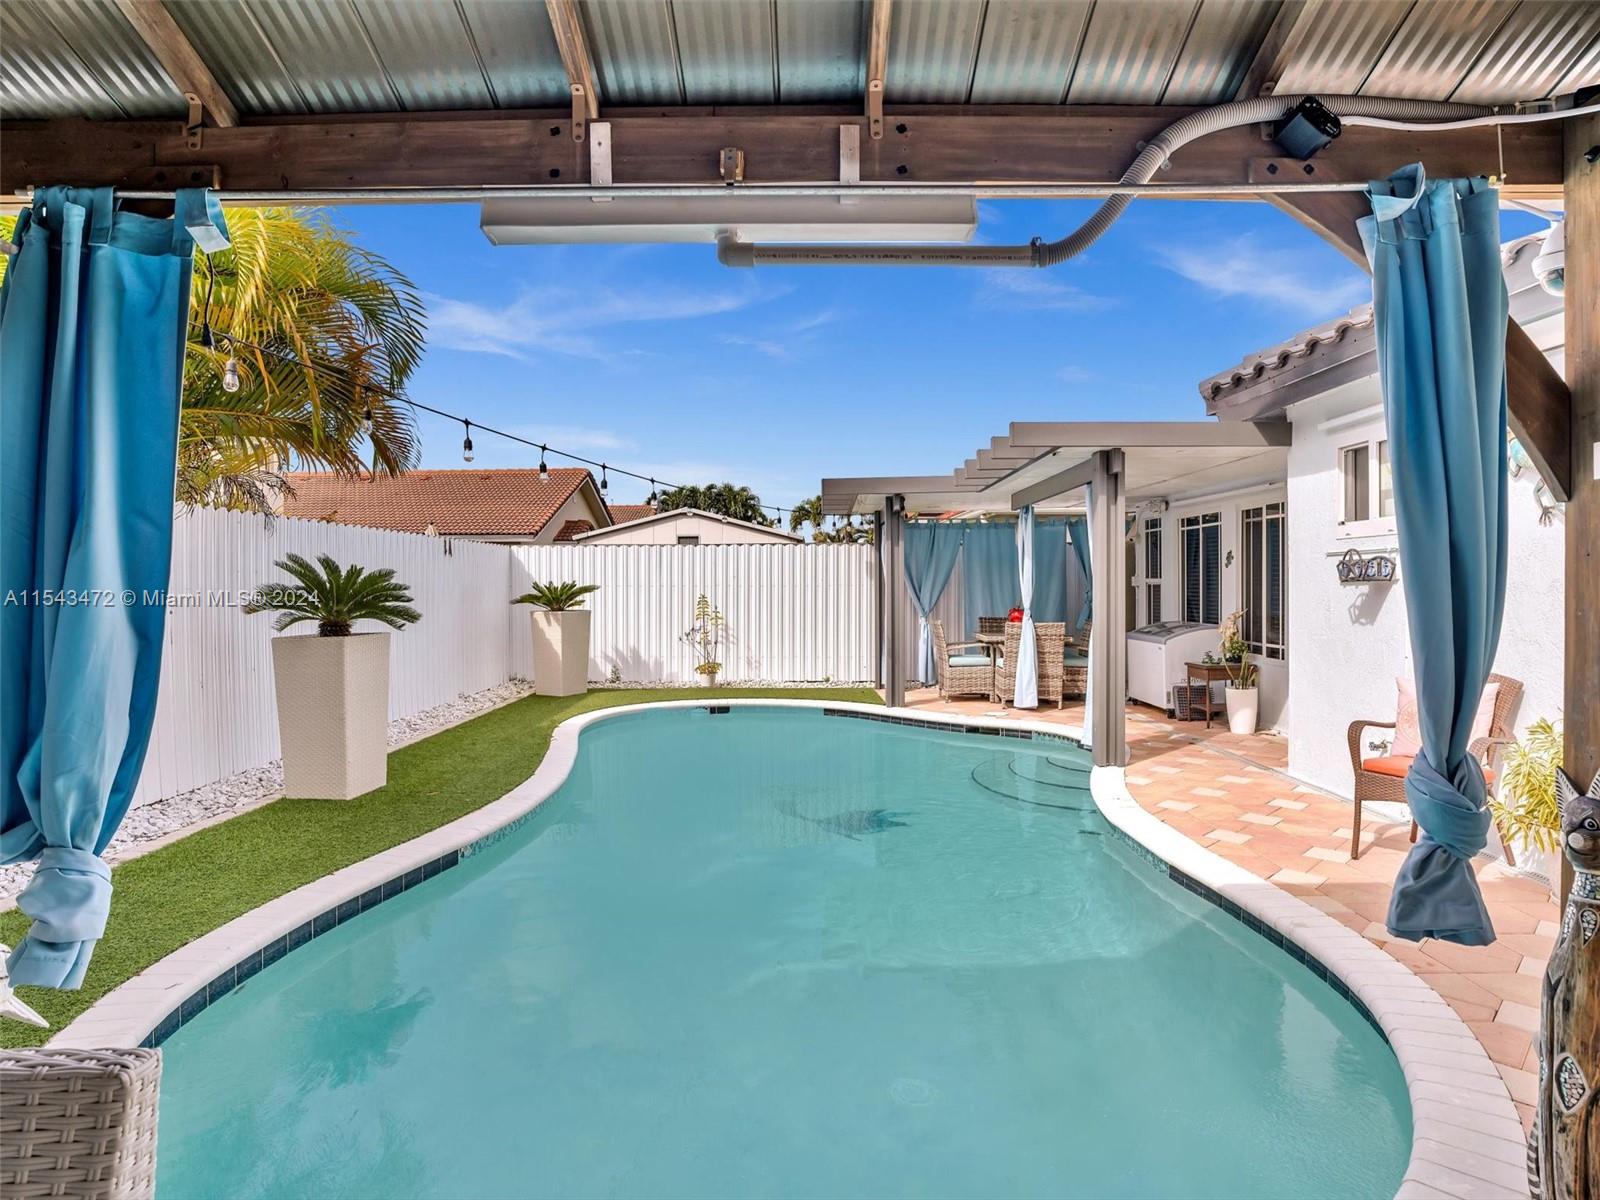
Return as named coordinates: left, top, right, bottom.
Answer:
left=245, top=553, right=420, bottom=799
left=513, top=581, right=598, bottom=696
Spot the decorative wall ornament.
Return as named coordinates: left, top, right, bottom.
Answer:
left=1529, top=766, right=1600, bottom=1199
left=1335, top=548, right=1395, bottom=584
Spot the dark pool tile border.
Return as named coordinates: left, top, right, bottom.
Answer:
left=821, top=707, right=1077, bottom=744
left=136, top=848, right=462, bottom=1049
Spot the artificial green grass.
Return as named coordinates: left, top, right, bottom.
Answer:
left=0, top=686, right=879, bottom=1047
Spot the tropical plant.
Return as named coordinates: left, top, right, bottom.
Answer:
left=244, top=553, right=420, bottom=637
left=1491, top=718, right=1564, bottom=853
left=1217, top=609, right=1257, bottom=687
left=0, top=207, right=426, bottom=515
left=682, top=594, right=724, bottom=677
left=657, top=482, right=775, bottom=527
left=513, top=581, right=600, bottom=611
left=789, top=495, right=825, bottom=536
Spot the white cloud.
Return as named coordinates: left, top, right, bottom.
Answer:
left=1152, top=234, right=1369, bottom=316
left=425, top=281, right=771, bottom=360
left=508, top=424, right=632, bottom=452
left=718, top=307, right=843, bottom=361
left=976, top=271, right=1112, bottom=312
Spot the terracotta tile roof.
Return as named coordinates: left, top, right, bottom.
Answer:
left=606, top=504, right=655, bottom=524
left=280, top=467, right=593, bottom=537
left=553, top=519, right=594, bottom=542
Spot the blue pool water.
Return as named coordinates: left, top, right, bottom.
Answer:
left=157, top=707, right=1410, bottom=1199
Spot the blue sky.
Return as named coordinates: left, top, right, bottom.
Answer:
left=339, top=199, right=1543, bottom=515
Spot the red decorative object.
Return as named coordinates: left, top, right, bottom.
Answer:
left=1007, top=607, right=1024, bottom=623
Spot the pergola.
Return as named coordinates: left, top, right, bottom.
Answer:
left=821, top=420, right=1291, bottom=764
left=2, top=2, right=1594, bottom=852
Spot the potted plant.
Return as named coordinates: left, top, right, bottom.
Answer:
left=682, top=594, right=724, bottom=687
left=513, top=581, right=598, bottom=697
left=1489, top=718, right=1563, bottom=891
left=1218, top=610, right=1259, bottom=735
left=245, top=553, right=420, bottom=800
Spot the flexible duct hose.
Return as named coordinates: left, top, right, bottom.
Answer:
left=718, top=94, right=1502, bottom=268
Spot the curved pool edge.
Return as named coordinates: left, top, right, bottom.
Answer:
left=50, top=699, right=1527, bottom=1200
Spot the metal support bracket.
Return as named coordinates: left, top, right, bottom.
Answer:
left=184, top=92, right=204, bottom=151
left=867, top=79, right=885, bottom=141
left=839, top=124, right=861, bottom=185
left=589, top=121, right=612, bottom=191
left=719, top=147, right=746, bottom=184
left=570, top=83, right=588, bottom=143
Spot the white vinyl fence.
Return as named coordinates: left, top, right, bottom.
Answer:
left=510, top=543, right=877, bottom=685
left=130, top=511, right=878, bottom=808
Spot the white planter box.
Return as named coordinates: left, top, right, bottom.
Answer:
left=530, top=609, right=591, bottom=696
left=270, top=632, right=391, bottom=800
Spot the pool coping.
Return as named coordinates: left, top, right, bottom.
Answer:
left=49, top=699, right=1528, bottom=1200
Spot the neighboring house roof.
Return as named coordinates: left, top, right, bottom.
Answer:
left=573, top=507, right=803, bottom=543
left=606, top=504, right=656, bottom=524
left=280, top=467, right=599, bottom=537
left=1199, top=232, right=1563, bottom=422
left=553, top=519, right=594, bottom=542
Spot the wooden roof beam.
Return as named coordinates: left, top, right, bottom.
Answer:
left=546, top=0, right=599, bottom=142
left=114, top=0, right=237, bottom=129
left=866, top=0, right=891, bottom=140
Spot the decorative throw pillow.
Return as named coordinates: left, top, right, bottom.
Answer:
left=1390, top=677, right=1501, bottom=759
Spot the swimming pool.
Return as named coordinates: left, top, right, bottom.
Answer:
left=156, top=705, right=1410, bottom=1199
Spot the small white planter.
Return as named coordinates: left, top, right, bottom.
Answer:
left=1224, top=686, right=1258, bottom=735
left=270, top=632, right=391, bottom=800
left=530, top=609, right=591, bottom=696
left=699, top=670, right=719, bottom=688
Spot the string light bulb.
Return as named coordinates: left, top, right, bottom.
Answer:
left=221, top=355, right=240, bottom=393
left=648, top=479, right=658, bottom=512
left=538, top=446, right=549, bottom=483
left=462, top=419, right=474, bottom=464
left=361, top=398, right=374, bottom=432
left=600, top=463, right=608, bottom=495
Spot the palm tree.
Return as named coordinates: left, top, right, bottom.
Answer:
left=244, top=553, right=421, bottom=637
left=658, top=482, right=775, bottom=526
left=0, top=207, right=425, bottom=515
left=789, top=495, right=825, bottom=537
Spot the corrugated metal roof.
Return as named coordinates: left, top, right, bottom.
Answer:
left=4, top=0, right=1596, bottom=121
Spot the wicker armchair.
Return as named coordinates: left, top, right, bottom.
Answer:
left=932, top=619, right=996, bottom=701
left=977, top=616, right=1007, bottom=640
left=1068, top=620, right=1093, bottom=651
left=1347, top=672, right=1522, bottom=859
left=1, top=1047, right=161, bottom=1200
left=997, top=621, right=1068, bottom=709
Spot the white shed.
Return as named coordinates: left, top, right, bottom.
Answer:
left=573, top=508, right=803, bottom=546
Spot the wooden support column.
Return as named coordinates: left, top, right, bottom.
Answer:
left=1087, top=451, right=1128, bottom=767
left=881, top=497, right=905, bottom=708
left=1565, top=113, right=1600, bottom=898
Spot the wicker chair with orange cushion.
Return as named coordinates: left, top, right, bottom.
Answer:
left=1347, top=672, right=1522, bottom=859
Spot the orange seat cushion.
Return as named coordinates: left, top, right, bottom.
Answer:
left=1361, top=755, right=1495, bottom=784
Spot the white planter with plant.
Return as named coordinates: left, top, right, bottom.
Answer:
left=246, top=554, right=420, bottom=800
left=682, top=594, right=724, bottom=687
left=1209, top=610, right=1259, bottom=735
left=515, top=582, right=598, bottom=697
left=1489, top=717, right=1564, bottom=893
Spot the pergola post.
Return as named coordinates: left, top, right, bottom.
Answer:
left=880, top=496, right=905, bottom=708
left=1086, top=450, right=1128, bottom=767
left=871, top=511, right=884, bottom=689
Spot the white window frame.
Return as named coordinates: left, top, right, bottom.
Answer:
left=1240, top=502, right=1287, bottom=661
left=1337, top=436, right=1396, bottom=538
left=1139, top=517, right=1163, bottom=625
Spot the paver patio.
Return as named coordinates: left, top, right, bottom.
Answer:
left=898, top=687, right=1557, bottom=1132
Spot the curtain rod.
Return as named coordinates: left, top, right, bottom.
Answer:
left=14, top=181, right=1377, bottom=204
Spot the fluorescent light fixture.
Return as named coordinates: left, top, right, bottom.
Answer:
left=481, top=195, right=977, bottom=246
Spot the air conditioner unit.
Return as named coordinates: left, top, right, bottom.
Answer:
left=481, top=195, right=977, bottom=246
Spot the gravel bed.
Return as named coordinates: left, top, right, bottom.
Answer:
left=0, top=678, right=536, bottom=907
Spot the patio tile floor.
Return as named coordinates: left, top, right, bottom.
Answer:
left=898, top=687, right=1556, bottom=1132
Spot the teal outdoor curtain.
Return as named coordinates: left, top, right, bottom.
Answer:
left=1360, top=165, right=1505, bottom=947
left=1064, top=515, right=1091, bottom=629
left=1, top=187, right=227, bottom=988
left=960, top=522, right=1018, bottom=639
left=1031, top=519, right=1068, bottom=626
left=1013, top=507, right=1038, bottom=708
left=904, top=522, right=964, bottom=683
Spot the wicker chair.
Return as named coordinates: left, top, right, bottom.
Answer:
left=1, top=1047, right=161, bottom=1200
left=997, top=621, right=1067, bottom=709
left=1347, top=672, right=1523, bottom=859
left=1068, top=620, right=1093, bottom=652
left=977, top=616, right=1007, bottom=640
left=932, top=619, right=996, bottom=701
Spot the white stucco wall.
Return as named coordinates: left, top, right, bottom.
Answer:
left=578, top=511, right=799, bottom=546
left=1282, top=322, right=1567, bottom=798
